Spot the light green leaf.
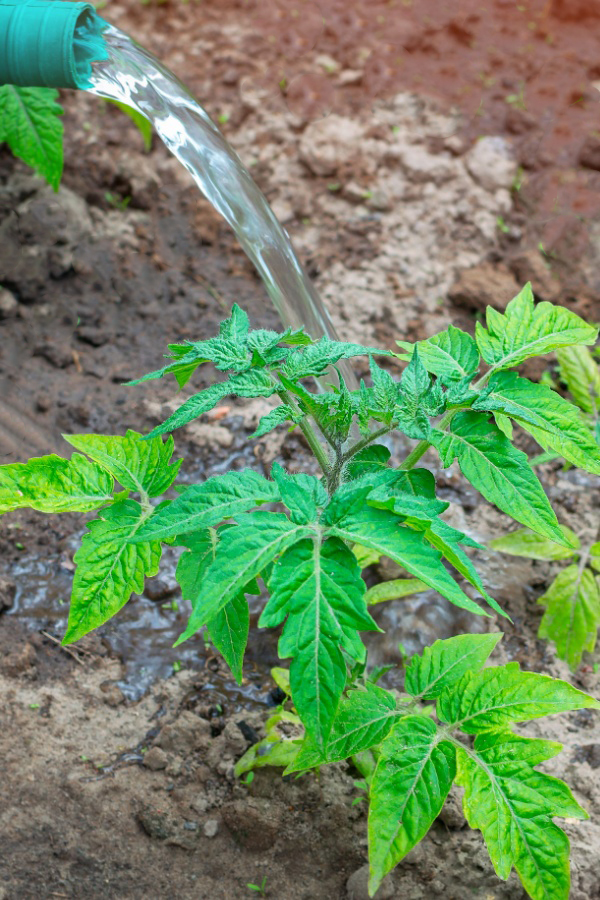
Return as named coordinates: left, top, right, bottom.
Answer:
left=404, top=633, right=503, bottom=701
left=364, top=578, right=428, bottom=605
left=456, top=731, right=586, bottom=900
left=490, top=527, right=578, bottom=561
left=399, top=345, right=430, bottom=410
left=494, top=411, right=513, bottom=439
left=475, top=283, right=597, bottom=373
left=396, top=324, right=480, bottom=382
left=288, top=682, right=401, bottom=772
left=430, top=411, right=568, bottom=546
left=174, top=512, right=313, bottom=645
left=107, top=99, right=153, bottom=151
left=64, top=430, right=181, bottom=498
left=326, top=501, right=491, bottom=617
left=556, top=344, right=600, bottom=415
left=369, top=356, right=399, bottom=421
left=175, top=530, right=248, bottom=682
left=0, top=86, right=63, bottom=190
left=0, top=453, right=113, bottom=514
left=235, top=734, right=302, bottom=775
left=437, top=662, right=600, bottom=733
left=538, top=565, right=600, bottom=670
left=131, top=470, right=280, bottom=541
left=145, top=370, right=276, bottom=438
left=63, top=499, right=162, bottom=644
left=270, top=463, right=326, bottom=525
left=368, top=716, right=456, bottom=895
left=251, top=404, right=297, bottom=438
left=472, top=371, right=600, bottom=474
left=219, top=303, right=250, bottom=342
left=281, top=337, right=387, bottom=380
left=261, top=536, right=378, bottom=746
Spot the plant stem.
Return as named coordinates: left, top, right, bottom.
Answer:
left=275, top=387, right=332, bottom=478
left=341, top=425, right=392, bottom=463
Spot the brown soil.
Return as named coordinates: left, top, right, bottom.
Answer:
left=2, top=1, right=600, bottom=898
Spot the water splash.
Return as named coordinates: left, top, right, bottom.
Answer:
left=88, top=24, right=348, bottom=362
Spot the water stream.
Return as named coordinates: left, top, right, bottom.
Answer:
left=88, top=23, right=349, bottom=362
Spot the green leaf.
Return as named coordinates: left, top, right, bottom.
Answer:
left=368, top=716, right=456, bottom=894
left=369, top=357, right=399, bottom=422
left=456, top=732, right=586, bottom=900
left=175, top=530, right=248, bottom=682
left=367, top=468, right=449, bottom=521
left=260, top=536, right=378, bottom=746
left=251, top=405, right=298, bottom=438
left=494, top=411, right=513, bottom=439
left=345, top=445, right=391, bottom=479
left=288, top=682, right=401, bottom=772
left=64, top=430, right=181, bottom=498
left=0, top=453, right=113, bottom=514
left=437, top=662, right=600, bottom=733
left=364, top=578, right=428, bottom=605
left=219, top=303, right=250, bottom=342
left=556, top=345, right=600, bottom=414
left=399, top=345, right=430, bottom=405
left=472, top=371, right=600, bottom=474
left=424, top=519, right=508, bottom=619
left=131, top=470, right=280, bottom=542
left=106, top=99, right=153, bottom=151
left=538, top=565, right=600, bottom=670
left=396, top=325, right=480, bottom=382
left=490, top=527, right=579, bottom=561
left=326, top=501, right=491, bottom=617
left=63, top=500, right=162, bottom=644
left=475, top=283, right=597, bottom=373
left=0, top=86, right=63, bottom=190
left=270, top=463, right=326, bottom=525
left=174, top=512, right=313, bottom=645
left=281, top=337, right=387, bottom=380
left=145, top=370, right=275, bottom=438
left=431, top=411, right=568, bottom=546
left=404, top=633, right=503, bottom=701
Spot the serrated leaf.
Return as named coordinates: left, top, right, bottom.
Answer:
left=424, top=519, right=508, bottom=619
left=0, top=453, right=113, bottom=514
left=456, top=731, right=586, bottom=900
left=368, top=716, right=456, bottom=894
left=364, top=578, right=428, bottom=605
left=431, top=411, right=567, bottom=546
left=538, top=565, right=600, bottom=670
left=174, top=512, right=313, bottom=645
left=288, top=682, right=400, bottom=772
left=396, top=324, right=480, bottom=382
left=490, top=527, right=578, bottom=561
left=131, top=470, right=279, bottom=542
left=405, top=633, right=503, bottom=701
left=219, top=303, right=250, bottom=341
left=260, top=536, right=378, bottom=745
left=281, top=337, right=387, bottom=380
left=399, top=345, right=430, bottom=409
left=64, top=430, right=180, bottom=498
left=345, top=445, right=391, bottom=479
left=0, top=86, right=63, bottom=190
left=437, top=662, right=600, bottom=733
left=63, top=500, right=161, bottom=643
left=475, top=283, right=597, bottom=373
left=556, top=345, right=600, bottom=415
left=472, top=371, right=600, bottom=474
left=367, top=467, right=449, bottom=521
left=146, top=370, right=276, bottom=438
left=326, top=500, right=491, bottom=617
left=175, top=530, right=248, bottom=682
left=370, top=356, right=399, bottom=422
left=251, top=404, right=297, bottom=438
left=270, top=463, right=326, bottom=525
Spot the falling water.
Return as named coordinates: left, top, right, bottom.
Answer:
left=88, top=24, right=350, bottom=370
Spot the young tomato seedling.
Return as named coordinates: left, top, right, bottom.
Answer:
left=1, top=283, right=600, bottom=899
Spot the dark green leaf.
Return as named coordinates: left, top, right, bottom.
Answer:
left=271, top=463, right=326, bottom=524
left=0, top=86, right=63, bottom=190
left=396, top=325, right=479, bottom=382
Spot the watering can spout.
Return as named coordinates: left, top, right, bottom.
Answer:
left=0, top=0, right=108, bottom=89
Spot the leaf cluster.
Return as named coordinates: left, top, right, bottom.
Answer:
left=0, top=85, right=64, bottom=190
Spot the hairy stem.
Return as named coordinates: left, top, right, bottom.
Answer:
left=275, top=387, right=332, bottom=479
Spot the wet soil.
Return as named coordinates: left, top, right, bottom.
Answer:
left=2, top=1, right=600, bottom=898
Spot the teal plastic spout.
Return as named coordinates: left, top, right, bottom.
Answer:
left=0, top=0, right=108, bottom=89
